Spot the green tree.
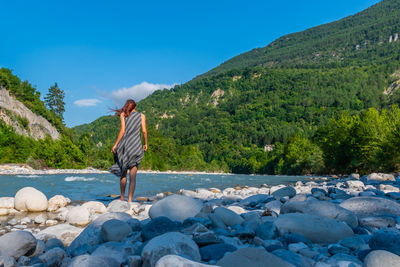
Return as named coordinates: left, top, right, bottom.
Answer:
left=44, top=83, right=65, bottom=121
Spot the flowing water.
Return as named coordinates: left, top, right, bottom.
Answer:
left=0, top=172, right=312, bottom=202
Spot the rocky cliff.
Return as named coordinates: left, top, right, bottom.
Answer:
left=0, top=88, right=60, bottom=140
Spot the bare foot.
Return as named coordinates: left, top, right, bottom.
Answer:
left=120, top=196, right=125, bottom=201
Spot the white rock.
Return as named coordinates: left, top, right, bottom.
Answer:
left=0, top=230, right=37, bottom=259
left=66, top=206, right=90, bottom=226
left=46, top=219, right=58, bottom=226
left=56, top=207, right=69, bottom=221
left=141, top=232, right=201, bottom=267
left=364, top=250, right=400, bottom=267
left=214, top=206, right=244, bottom=226
left=14, top=187, right=48, bottom=211
left=346, top=180, right=365, bottom=190
left=0, top=197, right=14, bottom=209
left=149, top=195, right=203, bottom=222
left=34, top=214, right=46, bottom=224
left=363, top=173, right=395, bottom=182
left=340, top=196, right=400, bottom=217
left=0, top=208, right=9, bottom=216
left=35, top=224, right=82, bottom=246
left=47, top=195, right=70, bottom=212
left=155, top=254, right=217, bottom=267
left=227, top=205, right=247, bottom=215
left=107, top=200, right=131, bottom=212
left=195, top=188, right=215, bottom=200
left=181, top=189, right=197, bottom=198
left=82, top=201, right=107, bottom=214
left=20, top=217, right=31, bottom=225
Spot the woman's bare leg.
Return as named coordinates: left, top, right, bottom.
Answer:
left=127, top=166, right=138, bottom=202
left=120, top=169, right=128, bottom=201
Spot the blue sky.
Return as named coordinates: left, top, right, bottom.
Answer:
left=0, top=0, right=380, bottom=127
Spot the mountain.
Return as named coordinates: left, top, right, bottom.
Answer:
left=74, top=0, right=400, bottom=174
left=198, top=0, right=400, bottom=78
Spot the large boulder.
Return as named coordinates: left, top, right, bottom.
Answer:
left=281, top=198, right=358, bottom=228
left=14, top=187, right=48, bottom=211
left=35, top=224, right=83, bottom=246
left=0, top=197, right=14, bottom=209
left=67, top=212, right=131, bottom=256
left=364, top=250, right=400, bottom=267
left=38, top=247, right=67, bottom=267
left=107, top=200, right=131, bottom=213
left=240, top=194, right=270, bottom=206
left=68, top=254, right=118, bottom=267
left=199, top=243, right=237, bottom=261
left=362, top=173, right=396, bottom=182
left=101, top=219, right=132, bottom=242
left=141, top=232, right=200, bottom=267
left=274, top=213, right=353, bottom=244
left=369, top=230, right=400, bottom=255
left=149, top=195, right=203, bottom=223
left=214, top=207, right=244, bottom=227
left=66, top=206, right=91, bottom=226
left=217, top=247, right=294, bottom=267
left=142, top=216, right=183, bottom=241
left=272, top=186, right=296, bottom=200
left=155, top=254, right=218, bottom=267
left=0, top=231, right=37, bottom=259
left=339, top=196, right=400, bottom=217
left=91, top=241, right=141, bottom=266
left=47, top=195, right=70, bottom=212
left=82, top=201, right=107, bottom=214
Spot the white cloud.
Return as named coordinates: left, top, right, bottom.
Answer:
left=107, top=81, right=177, bottom=106
left=74, top=98, right=102, bottom=107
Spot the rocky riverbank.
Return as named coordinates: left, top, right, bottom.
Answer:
left=0, top=164, right=108, bottom=175
left=1, top=172, right=400, bottom=266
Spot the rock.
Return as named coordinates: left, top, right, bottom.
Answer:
left=363, top=173, right=395, bottom=182
left=128, top=255, right=142, bottom=267
left=281, top=198, right=358, bottom=228
left=0, top=230, right=37, bottom=259
left=280, top=233, right=310, bottom=245
left=214, top=207, right=244, bottom=226
left=92, top=241, right=140, bottom=266
left=101, top=219, right=132, bottom=242
left=155, top=255, right=217, bottom=267
left=339, top=236, right=366, bottom=250
left=141, top=232, right=200, bottom=267
left=14, top=187, right=48, bottom=211
left=369, top=230, right=400, bottom=255
left=20, top=217, right=31, bottom=224
left=141, top=216, right=183, bottom=241
left=255, top=221, right=277, bottom=239
left=328, top=244, right=350, bottom=255
left=262, top=239, right=285, bottom=252
left=339, top=196, right=400, bottom=217
left=82, top=201, right=107, bottom=213
left=46, top=219, right=58, bottom=226
left=380, top=184, right=400, bottom=193
left=199, top=243, right=237, bottom=261
left=226, top=205, right=247, bottom=215
left=274, top=213, right=354, bottom=244
left=387, top=192, right=400, bottom=200
left=32, top=239, right=46, bottom=257
left=107, top=199, right=131, bottom=212
left=181, top=189, right=197, bottom=198
left=240, top=194, right=270, bottom=206
left=349, top=173, right=360, bottom=180
left=364, top=250, right=400, bottom=267
left=359, top=216, right=396, bottom=228
left=67, top=212, right=131, bottom=256
left=66, top=206, right=90, bottom=226
left=288, top=242, right=308, bottom=253
left=0, top=208, right=9, bottom=216
left=208, top=213, right=227, bottom=229
left=217, top=247, right=294, bottom=267
left=149, top=195, right=203, bottom=223
left=195, top=188, right=215, bottom=200
left=327, top=253, right=362, bottom=267
left=0, top=197, right=14, bottom=209
left=56, top=207, right=69, bottom=221
left=0, top=255, right=17, bottom=267
left=272, top=249, right=313, bottom=267
left=17, top=255, right=30, bottom=266
left=193, top=231, right=221, bottom=246
left=39, top=247, right=67, bottom=266
left=34, top=214, right=47, bottom=224
left=264, top=200, right=282, bottom=214
left=272, top=186, right=296, bottom=200
left=68, top=254, right=116, bottom=267
left=346, top=180, right=365, bottom=190
left=127, top=218, right=142, bottom=232
left=45, top=238, right=65, bottom=250
left=35, top=224, right=82, bottom=246
left=47, top=195, right=69, bottom=212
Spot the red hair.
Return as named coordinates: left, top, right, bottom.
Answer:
left=113, top=99, right=136, bottom=117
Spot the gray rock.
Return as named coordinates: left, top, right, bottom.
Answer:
left=387, top=192, right=400, bottom=200
left=364, top=250, right=400, bottom=267
left=362, top=173, right=395, bottom=182
left=359, top=216, right=396, bottom=228
left=17, top=256, right=30, bottom=266
left=339, top=196, right=400, bottom=217
left=328, top=244, right=350, bottom=255
left=217, top=247, right=294, bottom=267
left=68, top=254, right=118, bottom=267
left=240, top=194, right=270, bottom=206
left=141, top=216, right=183, bottom=241
left=66, top=206, right=90, bottom=226
left=45, top=238, right=65, bottom=250
left=281, top=198, right=358, bottom=229
left=272, top=249, right=313, bottom=267
left=128, top=255, right=142, bottom=267
left=127, top=218, right=142, bottom=232
left=274, top=213, right=354, bottom=244
left=327, top=253, right=362, bottom=266
left=107, top=200, right=130, bottom=212
left=264, top=200, right=282, bottom=214
left=272, top=186, right=296, bottom=200
left=369, top=229, right=400, bottom=255
left=346, top=180, right=365, bottom=190
left=0, top=255, right=17, bottom=267
left=193, top=231, right=221, bottom=246
left=255, top=221, right=277, bottom=239
left=141, top=232, right=200, bottom=267
left=287, top=242, right=308, bottom=253
left=32, top=240, right=46, bottom=257
left=214, top=207, right=244, bottom=226
left=339, top=236, right=366, bottom=250
left=155, top=255, right=217, bottom=267
left=91, top=241, right=140, bottom=266
left=39, top=247, right=67, bottom=267
left=67, top=212, right=131, bottom=256
left=35, top=224, right=82, bottom=247
left=199, top=243, right=237, bottom=261
left=149, top=195, right=203, bottom=223
left=101, top=219, right=132, bottom=242
left=0, top=230, right=37, bottom=259
left=208, top=213, right=226, bottom=229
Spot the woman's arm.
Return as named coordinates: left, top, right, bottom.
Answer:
left=111, top=113, right=126, bottom=153
left=141, top=113, right=148, bottom=151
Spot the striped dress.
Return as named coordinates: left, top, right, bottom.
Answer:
left=110, top=112, right=144, bottom=177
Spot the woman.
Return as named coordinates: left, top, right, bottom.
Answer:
left=110, top=99, right=147, bottom=202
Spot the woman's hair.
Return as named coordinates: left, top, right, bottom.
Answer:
left=113, top=99, right=136, bottom=117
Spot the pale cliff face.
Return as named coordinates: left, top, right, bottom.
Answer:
left=0, top=88, right=60, bottom=140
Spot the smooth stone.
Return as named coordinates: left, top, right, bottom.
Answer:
left=68, top=254, right=117, bottom=267
left=47, top=195, right=70, bottom=212
left=181, top=189, right=197, bottom=198
left=364, top=250, right=400, bottom=267
left=0, top=255, right=17, bottom=267
left=328, top=253, right=362, bottom=266
left=0, top=208, right=9, bottom=216
left=0, top=197, right=14, bottom=209
left=193, top=231, right=221, bottom=246
left=34, top=214, right=46, bottom=224
left=274, top=213, right=354, bottom=244
left=127, top=218, right=142, bottom=232
left=39, top=247, right=67, bottom=267
left=214, top=207, right=244, bottom=227
left=339, top=196, right=400, bottom=217
left=66, top=206, right=90, bottom=226
left=288, top=242, right=308, bottom=253
left=35, top=224, right=82, bottom=246
left=339, top=236, right=366, bottom=250
left=272, top=249, right=313, bottom=267
left=240, top=194, right=270, bottom=206
left=359, top=216, right=396, bottom=228
left=45, top=238, right=65, bottom=250
left=262, top=239, right=285, bottom=252
left=17, top=255, right=30, bottom=266
left=82, top=201, right=107, bottom=213
left=264, top=200, right=282, bottom=214
left=128, top=255, right=142, bottom=267
left=141, top=232, right=201, bottom=267
left=328, top=244, right=350, bottom=255
left=218, top=235, right=243, bottom=249
left=155, top=255, right=218, bottom=267
left=91, top=241, right=140, bottom=266
left=226, top=205, right=247, bottom=215
left=0, top=230, right=37, bottom=259
left=195, top=188, right=215, bottom=200
left=369, top=229, right=400, bottom=255
left=272, top=186, right=296, bottom=200
left=281, top=197, right=358, bottom=228
left=67, top=212, right=131, bottom=256
left=387, top=192, right=400, bottom=200
left=149, top=195, right=203, bottom=223
left=199, top=243, right=237, bottom=261
left=349, top=173, right=360, bottom=180
left=208, top=213, right=227, bottom=229
left=32, top=240, right=46, bottom=257
left=101, top=219, right=132, bottom=242
left=280, top=233, right=311, bottom=245
left=14, top=187, right=48, bottom=212
left=346, top=180, right=365, bottom=190
left=255, top=221, right=277, bottom=239
left=107, top=200, right=131, bottom=212
left=363, top=173, right=395, bottom=182
left=217, top=247, right=294, bottom=267
left=141, top=216, right=183, bottom=241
